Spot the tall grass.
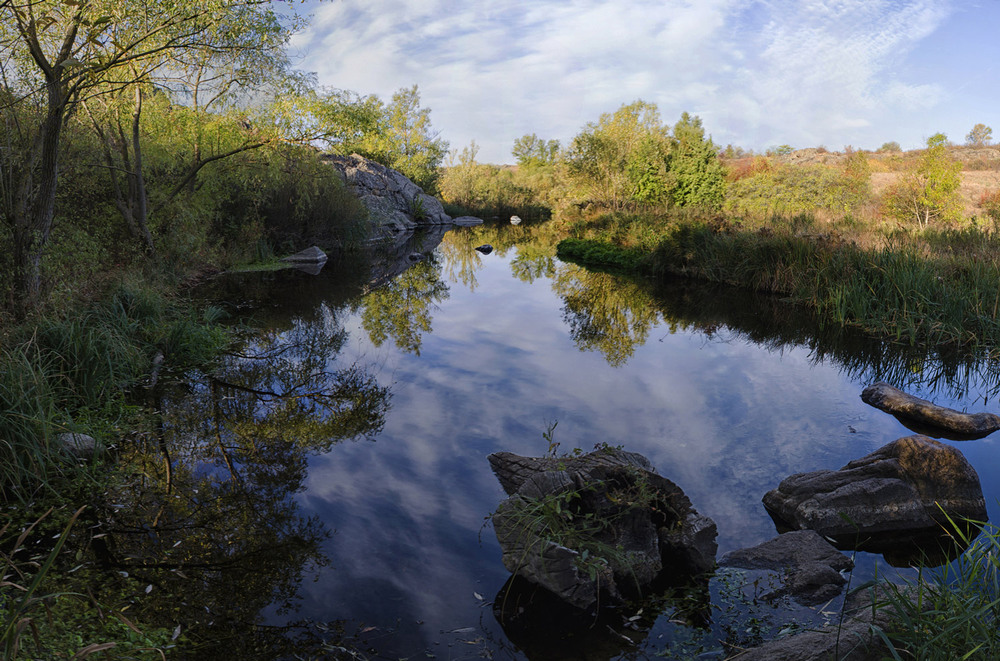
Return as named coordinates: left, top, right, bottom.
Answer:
left=0, top=282, right=229, bottom=501
left=645, top=215, right=1000, bottom=348
left=872, top=517, right=1000, bottom=659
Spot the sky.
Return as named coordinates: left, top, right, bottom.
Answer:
left=287, top=0, right=1000, bottom=164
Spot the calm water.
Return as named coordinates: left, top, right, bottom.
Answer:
left=125, top=222, right=1000, bottom=659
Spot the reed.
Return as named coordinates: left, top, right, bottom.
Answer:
left=871, top=516, right=1000, bottom=659
left=643, top=215, right=1000, bottom=348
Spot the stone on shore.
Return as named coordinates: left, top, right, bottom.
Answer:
left=281, top=246, right=328, bottom=264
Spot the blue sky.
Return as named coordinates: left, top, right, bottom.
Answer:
left=288, top=0, right=1000, bottom=164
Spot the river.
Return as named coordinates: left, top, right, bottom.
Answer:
left=110, top=221, right=1000, bottom=659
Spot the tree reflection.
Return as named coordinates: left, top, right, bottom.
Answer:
left=91, top=299, right=392, bottom=659
left=356, top=258, right=449, bottom=355
left=554, top=263, right=661, bottom=367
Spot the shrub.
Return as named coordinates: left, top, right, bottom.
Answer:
left=724, top=164, right=870, bottom=219
left=881, top=134, right=962, bottom=228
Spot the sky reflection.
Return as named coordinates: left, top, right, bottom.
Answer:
left=251, top=227, right=1000, bottom=659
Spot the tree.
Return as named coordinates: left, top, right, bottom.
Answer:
left=669, top=112, right=725, bottom=208
left=566, top=100, right=670, bottom=209
left=512, top=133, right=560, bottom=167
left=882, top=133, right=962, bottom=228
left=0, top=0, right=296, bottom=311
left=350, top=85, right=448, bottom=192
left=878, top=141, right=902, bottom=153
left=966, top=123, right=993, bottom=147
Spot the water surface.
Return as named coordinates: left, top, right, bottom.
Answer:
left=126, top=222, right=1000, bottom=659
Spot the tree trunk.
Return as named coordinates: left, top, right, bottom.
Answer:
left=10, top=90, right=64, bottom=315
left=130, top=85, right=155, bottom=255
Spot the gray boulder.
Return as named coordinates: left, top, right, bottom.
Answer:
left=763, top=435, right=985, bottom=564
left=861, top=382, right=1000, bottom=439
left=321, top=154, right=450, bottom=234
left=489, top=448, right=717, bottom=610
left=58, top=433, right=97, bottom=461
left=720, top=531, right=853, bottom=606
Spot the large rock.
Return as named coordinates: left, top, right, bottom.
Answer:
left=720, top=531, right=853, bottom=606
left=321, top=154, right=450, bottom=234
left=488, top=448, right=717, bottom=610
left=861, top=382, right=1000, bottom=439
left=763, top=435, right=985, bottom=564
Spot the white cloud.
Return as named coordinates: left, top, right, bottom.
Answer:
left=290, top=0, right=956, bottom=161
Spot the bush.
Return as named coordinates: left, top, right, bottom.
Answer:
left=724, top=164, right=870, bottom=219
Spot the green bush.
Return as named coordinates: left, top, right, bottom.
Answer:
left=724, top=164, right=870, bottom=219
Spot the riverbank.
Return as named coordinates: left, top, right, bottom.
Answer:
left=557, top=210, right=1000, bottom=350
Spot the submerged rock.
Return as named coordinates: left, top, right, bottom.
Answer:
left=735, top=584, right=894, bottom=660
left=861, top=382, right=1000, bottom=439
left=475, top=244, right=493, bottom=254
left=720, top=530, right=853, bottom=606
left=488, top=448, right=717, bottom=610
left=763, top=435, right=986, bottom=564
left=451, top=216, right=484, bottom=226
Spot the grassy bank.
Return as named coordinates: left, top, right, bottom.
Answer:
left=558, top=211, right=1000, bottom=349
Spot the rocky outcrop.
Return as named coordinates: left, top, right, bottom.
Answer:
left=322, top=154, right=451, bottom=234
left=763, top=435, right=986, bottom=564
left=861, top=382, right=1000, bottom=439
left=488, top=448, right=717, bottom=610
left=720, top=531, right=853, bottom=606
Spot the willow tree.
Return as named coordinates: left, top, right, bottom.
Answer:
left=0, top=0, right=294, bottom=311
left=566, top=100, right=671, bottom=210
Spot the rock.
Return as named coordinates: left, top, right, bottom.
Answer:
left=510, top=215, right=522, bottom=225
left=488, top=448, right=717, bottom=610
left=322, top=154, right=450, bottom=235
left=57, top=433, right=97, bottom=461
left=763, top=435, right=986, bottom=563
left=406, top=252, right=424, bottom=263
left=475, top=244, right=493, bottom=254
left=720, top=531, right=853, bottom=606
left=281, top=246, right=327, bottom=264
left=451, top=216, right=484, bottom=226
left=861, top=382, right=1000, bottom=439
left=734, top=584, right=896, bottom=660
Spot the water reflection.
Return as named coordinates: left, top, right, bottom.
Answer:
left=355, top=258, right=450, bottom=356
left=95, top=271, right=392, bottom=659
left=86, top=219, right=1000, bottom=659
